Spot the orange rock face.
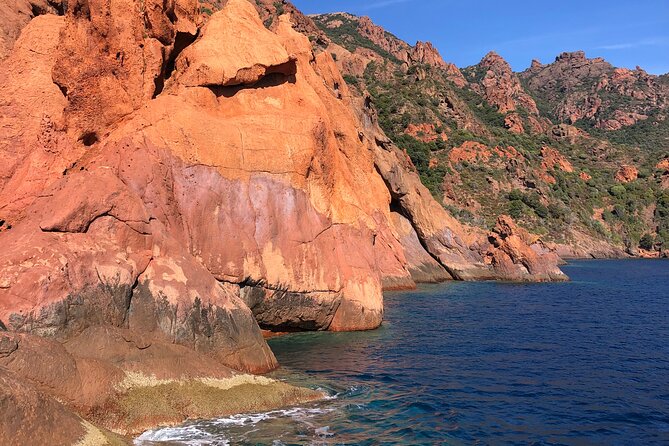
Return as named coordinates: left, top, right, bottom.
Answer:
left=356, top=15, right=411, bottom=62
left=656, top=159, right=669, bottom=172
left=0, top=0, right=566, bottom=393
left=522, top=51, right=668, bottom=131
left=405, top=123, right=448, bottom=143
left=375, top=139, right=566, bottom=282
left=448, top=142, right=520, bottom=167
left=0, top=0, right=63, bottom=60
left=505, top=113, right=525, bottom=134
left=541, top=146, right=574, bottom=173
left=485, top=216, right=565, bottom=282
left=475, top=52, right=542, bottom=116
left=408, top=41, right=467, bottom=87
left=449, top=141, right=492, bottom=164
left=615, top=165, right=639, bottom=183
left=409, top=41, right=446, bottom=68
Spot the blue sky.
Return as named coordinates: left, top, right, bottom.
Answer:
left=291, top=0, right=669, bottom=75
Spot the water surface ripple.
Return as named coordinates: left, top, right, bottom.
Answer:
left=137, top=260, right=669, bottom=445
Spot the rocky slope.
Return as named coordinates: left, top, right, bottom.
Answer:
left=0, top=1, right=567, bottom=443
left=521, top=51, right=669, bottom=132
left=311, top=13, right=669, bottom=258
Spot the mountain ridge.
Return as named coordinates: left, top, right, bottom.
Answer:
left=310, top=11, right=669, bottom=258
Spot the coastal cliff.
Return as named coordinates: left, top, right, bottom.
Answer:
left=0, top=0, right=567, bottom=443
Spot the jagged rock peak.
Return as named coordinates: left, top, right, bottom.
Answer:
left=556, top=50, right=587, bottom=62
left=530, top=59, right=544, bottom=69
left=409, top=41, right=447, bottom=67
left=355, top=15, right=411, bottom=61
left=481, top=51, right=508, bottom=65
left=478, top=51, right=517, bottom=76
left=470, top=50, right=543, bottom=118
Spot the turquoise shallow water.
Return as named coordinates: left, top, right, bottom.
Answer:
left=137, top=260, right=669, bottom=445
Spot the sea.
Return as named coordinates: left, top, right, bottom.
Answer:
left=136, top=259, right=669, bottom=445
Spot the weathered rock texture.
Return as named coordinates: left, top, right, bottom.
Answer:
left=0, top=0, right=565, bottom=347
left=521, top=51, right=669, bottom=130
left=464, top=51, right=550, bottom=134
left=0, top=0, right=63, bottom=60
left=0, top=329, right=321, bottom=442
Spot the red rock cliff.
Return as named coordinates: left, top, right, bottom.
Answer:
left=0, top=0, right=567, bottom=380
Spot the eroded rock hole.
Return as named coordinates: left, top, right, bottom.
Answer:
left=166, top=5, right=177, bottom=24
left=364, top=96, right=373, bottom=109
left=210, top=72, right=296, bottom=98
left=72, top=0, right=91, bottom=19
left=333, top=81, right=342, bottom=99
left=80, top=132, right=98, bottom=146
left=389, top=195, right=407, bottom=218
left=210, top=59, right=298, bottom=98
left=266, top=58, right=298, bottom=77
left=30, top=0, right=65, bottom=17
left=30, top=3, right=46, bottom=16
left=51, top=0, right=65, bottom=15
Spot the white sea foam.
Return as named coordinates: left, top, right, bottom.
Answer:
left=135, top=424, right=230, bottom=445
left=135, top=406, right=336, bottom=445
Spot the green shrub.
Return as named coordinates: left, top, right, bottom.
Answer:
left=508, top=189, right=524, bottom=201
left=609, top=185, right=627, bottom=198
left=274, top=1, right=284, bottom=15
left=639, top=234, right=655, bottom=250
left=508, top=200, right=525, bottom=219
left=548, top=203, right=567, bottom=220
left=342, top=74, right=358, bottom=87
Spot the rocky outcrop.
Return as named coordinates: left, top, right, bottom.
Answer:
left=172, top=6, right=297, bottom=87
left=0, top=367, right=92, bottom=446
left=405, top=123, right=448, bottom=143
left=471, top=52, right=542, bottom=114
left=253, top=0, right=328, bottom=42
left=549, top=230, right=629, bottom=259
left=389, top=212, right=452, bottom=283
left=550, top=123, right=589, bottom=144
left=408, top=41, right=467, bottom=87
left=541, top=146, right=574, bottom=173
left=485, top=216, right=565, bottom=281
left=0, top=329, right=321, bottom=440
left=521, top=51, right=668, bottom=130
left=310, top=11, right=668, bottom=260
left=615, top=165, right=639, bottom=183
left=329, top=43, right=384, bottom=77
left=356, top=15, right=411, bottom=62
left=408, top=41, right=445, bottom=67
left=464, top=52, right=549, bottom=134
left=312, top=13, right=468, bottom=87
left=0, top=0, right=63, bottom=60
left=372, top=138, right=567, bottom=282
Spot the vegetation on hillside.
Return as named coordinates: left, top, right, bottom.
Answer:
left=313, top=13, right=669, bottom=254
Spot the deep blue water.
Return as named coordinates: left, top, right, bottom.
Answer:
left=138, top=260, right=669, bottom=445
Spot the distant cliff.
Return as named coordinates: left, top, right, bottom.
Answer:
left=311, top=12, right=669, bottom=259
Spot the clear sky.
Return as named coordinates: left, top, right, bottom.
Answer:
left=291, top=0, right=669, bottom=75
